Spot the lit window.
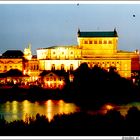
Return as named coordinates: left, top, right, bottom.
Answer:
left=36, top=65, right=39, bottom=70
left=71, top=51, right=73, bottom=55
left=70, top=64, right=73, bottom=71
left=94, top=40, right=97, bottom=44
left=109, top=40, right=112, bottom=44
left=62, top=52, right=64, bottom=55
left=84, top=41, right=88, bottom=44
left=61, top=64, right=64, bottom=70
left=53, top=52, right=55, bottom=55
left=89, top=40, right=92, bottom=44
left=104, top=40, right=107, bottom=44
left=46, top=78, right=49, bottom=81
left=125, top=73, right=127, bottom=77
left=50, top=77, right=53, bottom=81
left=54, top=83, right=56, bottom=88
left=51, top=64, right=55, bottom=71
left=99, top=40, right=102, bottom=44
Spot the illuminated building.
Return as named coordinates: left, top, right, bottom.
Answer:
left=40, top=71, right=66, bottom=89
left=23, top=45, right=40, bottom=82
left=37, top=29, right=140, bottom=78
left=0, top=29, right=139, bottom=88
left=0, top=50, right=24, bottom=73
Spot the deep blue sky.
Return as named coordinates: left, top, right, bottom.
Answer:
left=0, top=4, right=140, bottom=54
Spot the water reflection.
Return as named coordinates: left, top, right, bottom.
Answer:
left=2, top=100, right=140, bottom=122
left=0, top=100, right=80, bottom=122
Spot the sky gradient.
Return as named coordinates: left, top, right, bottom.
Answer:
left=0, top=4, right=140, bottom=54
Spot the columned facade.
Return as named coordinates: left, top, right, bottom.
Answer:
left=36, top=29, right=138, bottom=78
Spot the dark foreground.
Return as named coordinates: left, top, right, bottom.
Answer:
left=0, top=106, right=139, bottom=136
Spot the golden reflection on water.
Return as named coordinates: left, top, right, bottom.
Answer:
left=45, top=100, right=53, bottom=122
left=5, top=101, right=10, bottom=112
left=12, top=101, right=18, bottom=114
left=2, top=100, right=79, bottom=122
left=99, top=102, right=140, bottom=117
left=44, top=100, right=79, bottom=121
left=3, top=100, right=140, bottom=122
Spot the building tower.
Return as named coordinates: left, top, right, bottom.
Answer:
left=24, top=43, right=32, bottom=60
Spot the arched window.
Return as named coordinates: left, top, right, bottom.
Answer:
left=90, top=63, right=93, bottom=68
left=51, top=64, right=55, bottom=71
left=36, top=65, right=39, bottom=70
left=70, top=64, right=73, bottom=71
left=4, top=66, right=7, bottom=71
left=61, top=64, right=64, bottom=70
left=34, top=65, right=36, bottom=70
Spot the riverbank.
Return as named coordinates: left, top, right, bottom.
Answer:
left=0, top=107, right=139, bottom=136
left=0, top=86, right=66, bottom=102
left=0, top=85, right=140, bottom=110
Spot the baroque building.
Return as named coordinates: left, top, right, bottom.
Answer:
left=23, top=44, right=39, bottom=82
left=36, top=29, right=140, bottom=78
left=0, top=28, right=139, bottom=87
left=0, top=50, right=24, bottom=73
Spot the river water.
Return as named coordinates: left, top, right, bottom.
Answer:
left=0, top=100, right=80, bottom=122
left=0, top=100, right=139, bottom=122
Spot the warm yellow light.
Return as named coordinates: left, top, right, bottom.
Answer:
left=35, top=76, right=38, bottom=80
left=23, top=70, right=26, bottom=75
left=105, top=104, right=114, bottom=110
left=45, top=100, right=53, bottom=122
left=28, top=70, right=31, bottom=75
left=59, top=80, right=63, bottom=85
left=13, top=80, right=17, bottom=84
left=12, top=101, right=18, bottom=114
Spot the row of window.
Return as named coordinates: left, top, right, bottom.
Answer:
left=44, top=83, right=63, bottom=89
left=53, top=51, right=74, bottom=55
left=40, top=51, right=81, bottom=57
left=45, top=77, right=63, bottom=81
left=29, top=65, right=39, bottom=70
left=0, top=65, right=22, bottom=70
left=87, top=61, right=120, bottom=65
left=83, top=40, right=113, bottom=45
left=51, top=64, right=74, bottom=71
left=46, top=55, right=81, bottom=59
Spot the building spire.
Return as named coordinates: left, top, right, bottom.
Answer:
left=23, top=43, right=32, bottom=60
left=77, top=28, right=80, bottom=37
left=114, top=27, right=118, bottom=37
left=28, top=43, right=31, bottom=49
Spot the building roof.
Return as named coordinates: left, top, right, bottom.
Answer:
left=47, top=45, right=77, bottom=49
left=78, top=29, right=118, bottom=37
left=0, top=69, right=29, bottom=78
left=2, top=50, right=24, bottom=58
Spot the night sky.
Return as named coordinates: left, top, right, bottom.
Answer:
left=0, top=2, right=140, bottom=54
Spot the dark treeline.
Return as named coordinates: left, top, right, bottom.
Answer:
left=0, top=106, right=140, bottom=136
left=64, top=63, right=139, bottom=109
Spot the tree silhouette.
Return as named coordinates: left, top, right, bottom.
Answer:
left=72, top=63, right=136, bottom=109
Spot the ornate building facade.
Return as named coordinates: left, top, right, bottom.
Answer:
left=0, top=29, right=139, bottom=85
left=0, top=50, right=24, bottom=73
left=36, top=29, right=140, bottom=78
